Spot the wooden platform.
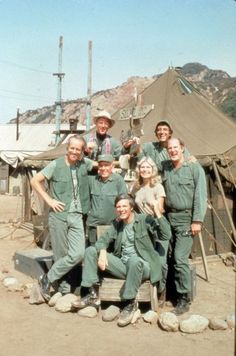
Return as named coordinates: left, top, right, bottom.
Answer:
left=99, top=278, right=158, bottom=311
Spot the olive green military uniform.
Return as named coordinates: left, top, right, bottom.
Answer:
left=162, top=160, right=207, bottom=295
left=41, top=156, right=93, bottom=294
left=140, top=142, right=190, bottom=171
left=81, top=213, right=171, bottom=300
left=87, top=172, right=128, bottom=245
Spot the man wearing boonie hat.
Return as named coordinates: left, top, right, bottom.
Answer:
left=86, top=153, right=128, bottom=245
left=139, top=120, right=190, bottom=171
left=84, top=110, right=123, bottom=162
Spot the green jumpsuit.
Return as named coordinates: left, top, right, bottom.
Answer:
left=162, top=160, right=207, bottom=294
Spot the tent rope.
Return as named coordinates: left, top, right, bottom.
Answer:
left=202, top=224, right=235, bottom=252
left=207, top=200, right=236, bottom=247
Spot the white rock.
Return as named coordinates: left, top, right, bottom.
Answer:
left=48, top=292, right=62, bottom=307
left=78, top=306, right=98, bottom=318
left=3, top=276, right=21, bottom=291
left=180, top=315, right=209, bottom=334
left=29, top=283, right=45, bottom=304
left=226, top=313, right=235, bottom=329
left=143, top=310, right=158, bottom=324
left=209, top=317, right=228, bottom=330
left=102, top=305, right=120, bottom=322
left=55, top=293, right=78, bottom=313
left=159, top=312, right=179, bottom=332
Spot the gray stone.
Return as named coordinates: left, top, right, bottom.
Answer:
left=102, top=305, right=120, bottom=322
left=180, top=315, right=209, bottom=334
left=48, top=292, right=62, bottom=307
left=159, top=312, right=179, bottom=332
left=131, top=308, right=141, bottom=324
left=78, top=306, right=98, bottom=318
left=55, top=293, right=77, bottom=313
left=29, top=283, right=45, bottom=304
left=226, top=313, right=235, bottom=329
left=3, top=276, right=21, bottom=291
left=143, top=310, right=158, bottom=324
left=209, top=317, right=228, bottom=330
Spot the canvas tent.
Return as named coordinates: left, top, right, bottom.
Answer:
left=0, top=123, right=86, bottom=168
left=109, top=67, right=236, bottom=186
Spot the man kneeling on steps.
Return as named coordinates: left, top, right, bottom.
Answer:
left=72, top=194, right=171, bottom=327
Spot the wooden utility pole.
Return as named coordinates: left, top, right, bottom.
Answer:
left=86, top=40, right=92, bottom=131
left=53, top=36, right=65, bottom=145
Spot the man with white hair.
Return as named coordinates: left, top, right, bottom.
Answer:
left=31, top=135, right=94, bottom=301
left=85, top=110, right=123, bottom=161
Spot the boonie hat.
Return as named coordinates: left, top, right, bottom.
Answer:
left=93, top=110, right=115, bottom=128
left=97, top=154, right=114, bottom=163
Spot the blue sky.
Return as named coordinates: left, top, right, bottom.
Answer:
left=0, top=0, right=235, bottom=123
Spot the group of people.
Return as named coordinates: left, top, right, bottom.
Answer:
left=31, top=110, right=207, bottom=327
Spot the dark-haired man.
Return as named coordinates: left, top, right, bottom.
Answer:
left=140, top=120, right=190, bottom=171
left=31, top=135, right=94, bottom=301
left=73, top=194, right=171, bottom=327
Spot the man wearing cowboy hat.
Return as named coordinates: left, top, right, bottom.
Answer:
left=84, top=110, right=123, bottom=161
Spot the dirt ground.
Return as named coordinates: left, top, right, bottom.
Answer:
left=0, top=196, right=235, bottom=356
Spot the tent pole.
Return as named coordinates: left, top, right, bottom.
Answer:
left=212, top=160, right=236, bottom=243
left=198, top=232, right=209, bottom=281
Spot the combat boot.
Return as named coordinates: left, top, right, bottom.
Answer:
left=172, top=293, right=190, bottom=315
left=38, top=273, right=51, bottom=302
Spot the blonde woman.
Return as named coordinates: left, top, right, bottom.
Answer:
left=131, top=156, right=165, bottom=215
left=130, top=156, right=169, bottom=306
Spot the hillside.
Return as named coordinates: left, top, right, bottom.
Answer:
left=9, top=63, right=236, bottom=125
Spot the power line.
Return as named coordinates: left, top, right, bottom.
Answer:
left=0, top=59, right=52, bottom=74
left=0, top=93, right=54, bottom=103
left=0, top=88, right=54, bottom=100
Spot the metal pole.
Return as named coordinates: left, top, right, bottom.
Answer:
left=212, top=160, right=236, bottom=243
left=53, top=36, right=65, bottom=145
left=86, top=40, right=92, bottom=131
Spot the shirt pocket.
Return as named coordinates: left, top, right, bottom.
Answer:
left=179, top=176, right=194, bottom=187
left=52, top=177, right=69, bottom=194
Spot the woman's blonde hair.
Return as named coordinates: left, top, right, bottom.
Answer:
left=134, top=156, right=160, bottom=189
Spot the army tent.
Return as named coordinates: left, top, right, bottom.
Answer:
left=109, top=67, right=236, bottom=186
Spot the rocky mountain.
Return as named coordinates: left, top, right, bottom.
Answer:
left=10, top=62, right=236, bottom=125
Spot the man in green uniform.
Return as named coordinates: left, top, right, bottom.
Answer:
left=73, top=194, right=171, bottom=327
left=31, top=135, right=94, bottom=301
left=140, top=120, right=190, bottom=171
left=163, top=138, right=207, bottom=315
left=84, top=110, right=123, bottom=161
left=87, top=154, right=128, bottom=245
